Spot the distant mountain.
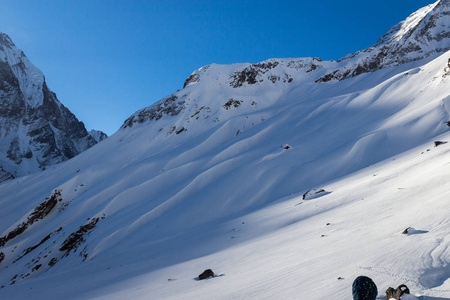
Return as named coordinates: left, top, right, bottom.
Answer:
left=0, top=1, right=450, bottom=299
left=0, top=33, right=106, bottom=180
left=88, top=130, right=108, bottom=143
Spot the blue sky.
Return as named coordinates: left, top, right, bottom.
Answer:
left=0, top=0, right=433, bottom=135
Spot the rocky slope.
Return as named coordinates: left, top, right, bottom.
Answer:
left=0, top=33, right=106, bottom=180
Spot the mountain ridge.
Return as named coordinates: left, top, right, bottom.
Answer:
left=0, top=33, right=107, bottom=180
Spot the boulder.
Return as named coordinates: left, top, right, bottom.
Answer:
left=198, top=269, right=214, bottom=280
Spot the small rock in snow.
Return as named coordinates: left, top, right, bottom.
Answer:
left=198, top=269, right=215, bottom=280
left=434, top=141, right=446, bottom=147
left=302, top=188, right=328, bottom=200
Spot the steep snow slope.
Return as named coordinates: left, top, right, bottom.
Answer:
left=0, top=33, right=106, bottom=180
left=83, top=131, right=450, bottom=300
left=0, top=49, right=449, bottom=299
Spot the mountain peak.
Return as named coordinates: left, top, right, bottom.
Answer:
left=0, top=33, right=100, bottom=180
left=316, top=0, right=450, bottom=82
left=0, top=33, right=15, bottom=48
left=375, top=0, right=449, bottom=47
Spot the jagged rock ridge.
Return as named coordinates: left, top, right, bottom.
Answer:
left=0, top=33, right=107, bottom=180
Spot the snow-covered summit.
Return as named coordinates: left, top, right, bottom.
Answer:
left=0, top=33, right=45, bottom=108
left=374, top=1, right=441, bottom=46
left=0, top=33, right=104, bottom=180
left=320, top=0, right=450, bottom=81
left=88, top=130, right=108, bottom=143
left=125, top=0, right=450, bottom=133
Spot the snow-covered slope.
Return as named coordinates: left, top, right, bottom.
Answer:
left=318, top=0, right=450, bottom=82
left=0, top=1, right=450, bottom=299
left=0, top=33, right=106, bottom=180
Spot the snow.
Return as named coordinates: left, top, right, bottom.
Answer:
left=1, top=2, right=450, bottom=299
left=0, top=49, right=448, bottom=299
left=0, top=34, right=45, bottom=108
left=376, top=1, right=439, bottom=46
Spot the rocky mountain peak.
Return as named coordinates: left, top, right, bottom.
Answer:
left=0, top=33, right=15, bottom=48
left=89, top=130, right=108, bottom=143
left=0, top=33, right=103, bottom=181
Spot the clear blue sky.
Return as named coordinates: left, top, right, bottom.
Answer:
left=0, top=0, right=433, bottom=135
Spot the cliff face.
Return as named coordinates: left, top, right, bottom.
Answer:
left=0, top=33, right=105, bottom=180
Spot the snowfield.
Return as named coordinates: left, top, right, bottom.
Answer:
left=1, top=1, right=450, bottom=299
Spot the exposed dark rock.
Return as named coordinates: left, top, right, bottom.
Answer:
left=230, top=61, right=279, bottom=88
left=0, top=190, right=61, bottom=247
left=48, top=257, right=58, bottom=267
left=443, top=59, right=450, bottom=78
left=434, top=141, right=445, bottom=147
left=15, top=233, right=53, bottom=262
left=269, top=75, right=279, bottom=83
left=0, top=165, right=14, bottom=182
left=175, top=127, right=186, bottom=134
left=183, top=72, right=200, bottom=88
left=0, top=252, right=4, bottom=264
left=31, top=264, right=42, bottom=272
left=402, top=227, right=411, bottom=234
left=0, top=224, right=27, bottom=248
left=302, top=189, right=327, bottom=200
left=168, top=126, right=177, bottom=135
left=198, top=269, right=215, bottom=280
left=59, top=217, right=100, bottom=255
left=122, top=94, right=185, bottom=128
left=223, top=99, right=243, bottom=110
left=446, top=121, right=450, bottom=127
left=6, top=138, right=22, bottom=164
left=191, top=106, right=205, bottom=118
left=306, top=64, right=319, bottom=73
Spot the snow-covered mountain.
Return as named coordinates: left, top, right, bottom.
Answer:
left=0, top=33, right=106, bottom=180
left=88, top=130, right=108, bottom=143
left=1, top=1, right=450, bottom=299
left=319, top=0, right=450, bottom=82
